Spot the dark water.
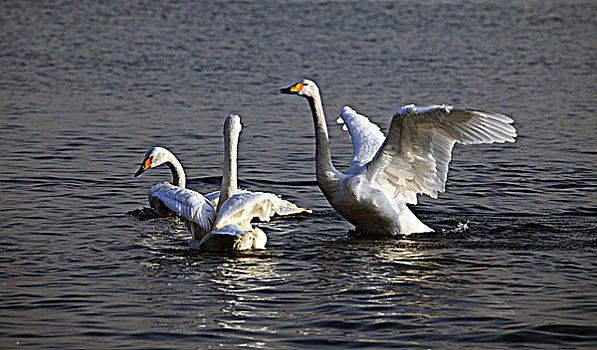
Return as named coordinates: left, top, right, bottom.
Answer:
left=1, top=0, right=596, bottom=348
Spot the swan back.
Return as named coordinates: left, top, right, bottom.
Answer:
left=197, top=226, right=267, bottom=251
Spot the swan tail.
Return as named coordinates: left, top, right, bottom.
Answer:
left=396, top=204, right=434, bottom=235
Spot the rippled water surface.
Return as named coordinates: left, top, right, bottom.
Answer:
left=1, top=0, right=596, bottom=348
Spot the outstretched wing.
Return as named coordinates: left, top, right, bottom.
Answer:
left=365, top=104, right=517, bottom=204
left=149, top=181, right=217, bottom=232
left=212, top=192, right=298, bottom=231
left=204, top=188, right=253, bottom=208
left=337, top=106, right=386, bottom=174
left=271, top=196, right=312, bottom=216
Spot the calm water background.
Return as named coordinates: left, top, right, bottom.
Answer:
left=1, top=0, right=596, bottom=348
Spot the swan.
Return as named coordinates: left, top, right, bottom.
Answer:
left=134, top=114, right=310, bottom=251
left=133, top=145, right=199, bottom=217
left=132, top=146, right=235, bottom=214
left=280, top=79, right=517, bottom=235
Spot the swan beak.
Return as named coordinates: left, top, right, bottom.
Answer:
left=134, top=157, right=152, bottom=177
left=280, top=82, right=304, bottom=94
left=133, top=166, right=144, bottom=177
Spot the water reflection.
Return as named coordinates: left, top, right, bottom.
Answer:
left=2, top=0, right=596, bottom=347
left=124, top=212, right=597, bottom=348
left=131, top=217, right=191, bottom=264
left=210, top=257, right=287, bottom=339
left=211, top=257, right=283, bottom=294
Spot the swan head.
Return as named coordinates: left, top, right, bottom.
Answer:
left=224, top=114, right=243, bottom=138
left=134, top=146, right=171, bottom=177
left=280, top=79, right=319, bottom=99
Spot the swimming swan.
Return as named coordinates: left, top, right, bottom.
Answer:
left=134, top=114, right=309, bottom=251
left=132, top=145, right=235, bottom=214
left=280, top=79, right=517, bottom=235
left=133, top=145, right=198, bottom=217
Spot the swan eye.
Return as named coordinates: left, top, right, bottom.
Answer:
left=290, top=82, right=304, bottom=93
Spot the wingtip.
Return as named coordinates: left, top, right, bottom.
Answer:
left=392, top=104, right=415, bottom=117
left=341, top=105, right=355, bottom=115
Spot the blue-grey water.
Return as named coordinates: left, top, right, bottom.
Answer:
left=1, top=1, right=596, bottom=349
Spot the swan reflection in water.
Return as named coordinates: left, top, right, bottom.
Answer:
left=134, top=230, right=518, bottom=346
left=208, top=256, right=288, bottom=337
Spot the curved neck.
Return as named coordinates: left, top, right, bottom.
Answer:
left=165, top=156, right=186, bottom=188
left=307, top=94, right=336, bottom=179
left=217, top=129, right=239, bottom=211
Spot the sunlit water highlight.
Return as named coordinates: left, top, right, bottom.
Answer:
left=1, top=1, right=596, bottom=348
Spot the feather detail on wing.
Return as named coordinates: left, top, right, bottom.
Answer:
left=211, top=192, right=294, bottom=233
left=337, top=106, right=386, bottom=174
left=204, top=188, right=252, bottom=207
left=206, top=189, right=310, bottom=217
left=272, top=197, right=312, bottom=216
left=149, top=181, right=217, bottom=233
left=365, top=104, right=517, bottom=204
left=203, top=190, right=220, bottom=206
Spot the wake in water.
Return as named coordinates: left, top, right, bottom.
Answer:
left=126, top=207, right=161, bottom=220
left=346, top=220, right=471, bottom=239
left=442, top=221, right=470, bottom=234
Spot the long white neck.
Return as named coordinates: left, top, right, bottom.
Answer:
left=306, top=93, right=339, bottom=185
left=165, top=154, right=186, bottom=188
left=217, top=128, right=239, bottom=211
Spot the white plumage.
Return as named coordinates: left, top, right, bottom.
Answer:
left=212, top=191, right=293, bottom=231
left=336, top=106, right=385, bottom=175
left=149, top=181, right=216, bottom=235
left=151, top=182, right=301, bottom=251
left=134, top=114, right=310, bottom=251
left=360, top=104, right=516, bottom=204
left=281, top=79, right=517, bottom=235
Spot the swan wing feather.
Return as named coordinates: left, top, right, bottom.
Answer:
left=204, top=191, right=220, bottom=206
left=337, top=106, right=386, bottom=174
left=365, top=104, right=517, bottom=204
left=212, top=192, right=290, bottom=231
left=205, top=188, right=254, bottom=207
left=149, top=181, right=216, bottom=232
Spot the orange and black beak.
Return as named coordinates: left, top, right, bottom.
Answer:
left=280, top=82, right=304, bottom=95
left=134, top=156, right=152, bottom=177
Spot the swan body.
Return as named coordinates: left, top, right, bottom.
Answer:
left=280, top=79, right=517, bottom=235
left=150, top=181, right=297, bottom=251
left=134, top=115, right=310, bottom=251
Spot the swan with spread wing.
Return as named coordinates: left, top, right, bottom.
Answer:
left=134, top=114, right=309, bottom=251
left=280, top=79, right=517, bottom=235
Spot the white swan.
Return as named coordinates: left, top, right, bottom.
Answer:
left=132, top=145, right=232, bottom=214
left=133, top=145, right=199, bottom=217
left=280, top=79, right=517, bottom=235
left=134, top=114, right=310, bottom=251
